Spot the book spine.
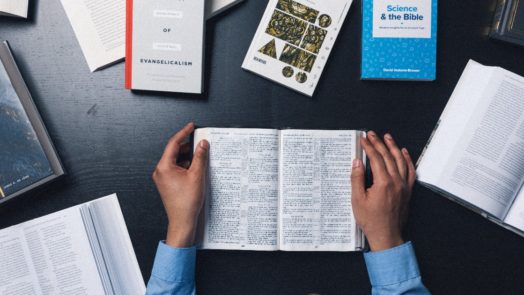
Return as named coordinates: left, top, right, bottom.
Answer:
left=415, top=119, right=440, bottom=167
left=125, top=0, right=133, bottom=89
left=490, top=0, right=507, bottom=36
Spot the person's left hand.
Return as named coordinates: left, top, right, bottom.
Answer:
left=152, top=122, right=209, bottom=248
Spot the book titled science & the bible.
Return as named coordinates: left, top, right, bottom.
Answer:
left=361, top=0, right=438, bottom=80
left=0, top=41, right=65, bottom=204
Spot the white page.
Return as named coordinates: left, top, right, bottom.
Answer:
left=279, top=130, right=359, bottom=251
left=60, top=0, right=126, bottom=72
left=195, top=128, right=280, bottom=251
left=87, top=195, right=145, bottom=295
left=0, top=205, right=106, bottom=294
left=505, top=184, right=524, bottom=232
left=419, top=61, right=524, bottom=219
left=60, top=0, right=242, bottom=72
left=0, top=0, right=28, bottom=18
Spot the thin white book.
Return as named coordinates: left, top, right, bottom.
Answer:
left=59, top=0, right=243, bottom=72
left=417, top=60, right=524, bottom=237
left=0, top=0, right=28, bottom=18
left=194, top=128, right=366, bottom=251
left=242, top=0, right=354, bottom=96
left=0, top=194, right=145, bottom=295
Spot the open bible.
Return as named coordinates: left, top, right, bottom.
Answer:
left=0, top=194, right=145, bottom=294
left=194, top=128, right=366, bottom=252
left=417, top=60, right=524, bottom=237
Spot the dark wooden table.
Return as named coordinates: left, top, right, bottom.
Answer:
left=1, top=0, right=524, bottom=294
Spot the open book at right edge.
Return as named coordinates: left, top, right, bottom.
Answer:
left=194, top=128, right=366, bottom=252
left=417, top=60, right=524, bottom=236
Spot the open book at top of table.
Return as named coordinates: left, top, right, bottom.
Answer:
left=417, top=60, right=524, bottom=237
left=60, top=0, right=243, bottom=72
left=0, top=0, right=28, bottom=18
left=194, top=128, right=366, bottom=252
left=0, top=194, right=145, bottom=295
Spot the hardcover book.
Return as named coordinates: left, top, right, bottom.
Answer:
left=417, top=60, right=524, bottom=237
left=194, top=128, right=366, bottom=251
left=490, top=0, right=524, bottom=47
left=0, top=194, right=145, bottom=294
left=0, top=41, right=64, bottom=204
left=361, top=0, right=438, bottom=80
left=0, top=0, right=28, bottom=18
left=125, top=0, right=206, bottom=93
left=241, top=0, right=354, bottom=97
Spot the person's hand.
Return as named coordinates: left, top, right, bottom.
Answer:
left=152, top=122, right=209, bottom=248
left=351, top=131, right=416, bottom=252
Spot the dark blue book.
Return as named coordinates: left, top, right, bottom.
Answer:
left=0, top=41, right=64, bottom=203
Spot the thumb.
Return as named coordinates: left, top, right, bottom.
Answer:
left=351, top=159, right=366, bottom=201
left=190, top=140, right=209, bottom=175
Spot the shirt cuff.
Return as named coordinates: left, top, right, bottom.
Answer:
left=363, top=241, right=421, bottom=286
left=150, top=241, right=196, bottom=283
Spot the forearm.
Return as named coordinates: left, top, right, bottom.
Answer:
left=146, top=242, right=197, bottom=295
left=364, top=242, right=430, bottom=295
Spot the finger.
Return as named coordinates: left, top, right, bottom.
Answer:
left=384, top=133, right=407, bottom=180
left=159, top=123, right=195, bottom=165
left=402, top=148, right=417, bottom=189
left=368, top=131, right=401, bottom=178
left=360, top=136, right=388, bottom=181
left=351, top=159, right=366, bottom=202
left=189, top=140, right=210, bottom=176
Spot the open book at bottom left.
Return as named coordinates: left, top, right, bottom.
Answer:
left=0, top=194, right=145, bottom=295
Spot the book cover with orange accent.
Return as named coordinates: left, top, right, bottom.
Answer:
left=125, top=0, right=206, bottom=93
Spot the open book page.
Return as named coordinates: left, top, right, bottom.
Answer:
left=0, top=206, right=105, bottom=294
left=0, top=0, right=28, bottom=18
left=195, top=128, right=280, bottom=251
left=279, top=130, right=361, bottom=251
left=419, top=60, right=524, bottom=219
left=505, top=184, right=524, bottom=232
left=60, top=0, right=126, bottom=72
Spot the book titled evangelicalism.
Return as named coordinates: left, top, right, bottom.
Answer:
left=125, top=0, right=206, bottom=93
left=361, top=0, right=437, bottom=80
left=242, top=0, right=354, bottom=97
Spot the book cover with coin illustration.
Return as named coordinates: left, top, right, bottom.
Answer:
left=242, top=0, right=354, bottom=97
left=0, top=41, right=64, bottom=204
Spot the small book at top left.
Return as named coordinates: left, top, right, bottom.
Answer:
left=0, top=0, right=28, bottom=18
left=0, top=41, right=65, bottom=204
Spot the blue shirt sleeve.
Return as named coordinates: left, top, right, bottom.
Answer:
left=146, top=241, right=196, bottom=295
left=364, top=242, right=430, bottom=295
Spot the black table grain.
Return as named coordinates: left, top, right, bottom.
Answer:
left=1, top=1, right=524, bottom=294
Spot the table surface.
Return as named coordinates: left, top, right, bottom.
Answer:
left=1, top=0, right=524, bottom=294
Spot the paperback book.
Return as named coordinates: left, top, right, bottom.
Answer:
left=0, top=41, right=64, bottom=204
left=242, top=0, right=354, bottom=97
left=417, top=60, right=524, bottom=237
left=0, top=0, right=28, bottom=18
left=361, top=0, right=438, bottom=80
left=125, top=0, right=206, bottom=93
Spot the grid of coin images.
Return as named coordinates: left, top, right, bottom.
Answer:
left=258, top=0, right=332, bottom=83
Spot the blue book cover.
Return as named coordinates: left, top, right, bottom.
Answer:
left=361, top=0, right=437, bottom=80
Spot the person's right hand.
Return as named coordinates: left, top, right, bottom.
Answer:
left=152, top=122, right=209, bottom=248
left=351, top=131, right=416, bottom=252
